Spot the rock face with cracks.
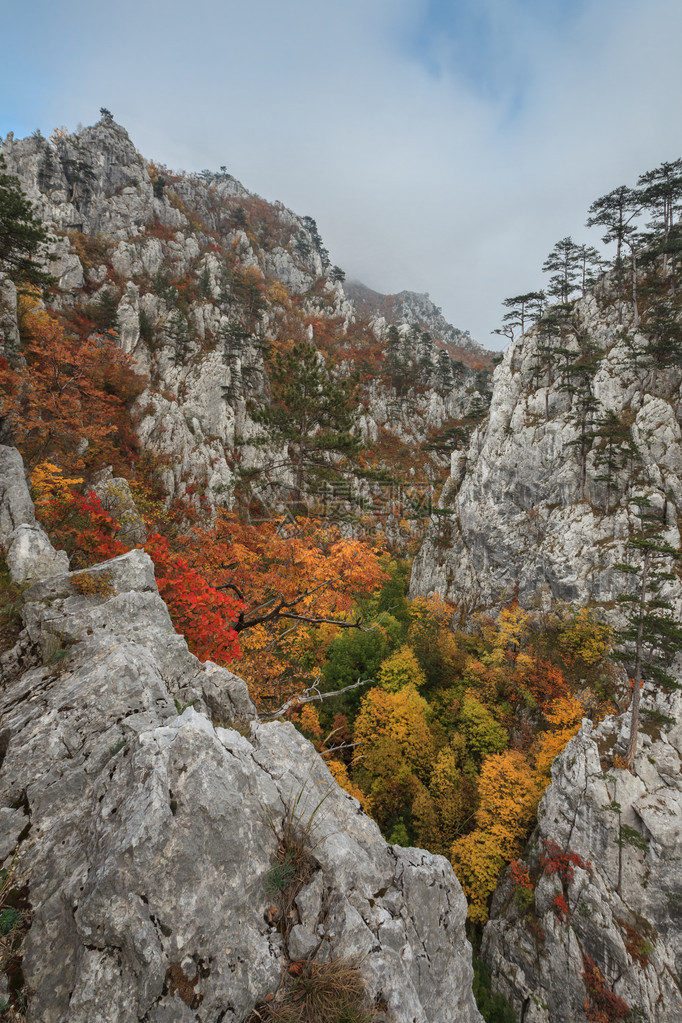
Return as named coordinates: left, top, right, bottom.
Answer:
left=482, top=686, right=682, bottom=1023
left=410, top=288, right=682, bottom=614
left=0, top=118, right=488, bottom=522
left=0, top=445, right=482, bottom=1023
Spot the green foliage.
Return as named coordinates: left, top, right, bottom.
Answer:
left=613, top=494, right=682, bottom=765
left=0, top=908, right=20, bottom=936
left=138, top=308, right=155, bottom=344
left=321, top=627, right=391, bottom=723
left=459, top=697, right=508, bottom=762
left=386, top=818, right=411, bottom=847
left=249, top=341, right=360, bottom=500
left=617, top=824, right=649, bottom=852
left=367, top=558, right=410, bottom=629
left=107, top=737, right=127, bottom=759
left=472, top=957, right=517, bottom=1023
left=264, top=848, right=298, bottom=895
left=642, top=708, right=675, bottom=727
left=174, top=697, right=199, bottom=715
left=0, top=156, right=54, bottom=289
left=90, top=288, right=119, bottom=331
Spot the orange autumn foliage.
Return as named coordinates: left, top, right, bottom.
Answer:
left=190, top=514, right=387, bottom=624
left=182, top=514, right=388, bottom=706
left=533, top=695, right=585, bottom=776
left=1, top=306, right=146, bottom=473
left=523, top=658, right=569, bottom=708
left=451, top=750, right=541, bottom=922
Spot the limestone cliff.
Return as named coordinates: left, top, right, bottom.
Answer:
left=410, top=283, right=682, bottom=615
left=344, top=281, right=483, bottom=357
left=482, top=684, right=682, bottom=1023
left=407, top=272, right=682, bottom=1021
left=0, top=117, right=489, bottom=517
left=0, top=445, right=482, bottom=1022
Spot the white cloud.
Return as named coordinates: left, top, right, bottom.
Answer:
left=3, top=0, right=682, bottom=348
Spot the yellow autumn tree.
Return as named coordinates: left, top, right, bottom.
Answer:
left=352, top=683, right=435, bottom=827
left=556, top=606, right=612, bottom=667
left=377, top=645, right=427, bottom=692
left=451, top=750, right=541, bottom=922
left=476, top=750, right=541, bottom=856
left=465, top=604, right=533, bottom=705
left=533, top=695, right=584, bottom=777
left=353, top=684, right=434, bottom=781
left=416, top=744, right=478, bottom=854
left=31, top=461, right=84, bottom=504
left=450, top=831, right=505, bottom=924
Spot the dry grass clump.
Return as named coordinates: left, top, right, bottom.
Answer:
left=263, top=776, right=334, bottom=942
left=251, top=957, right=376, bottom=1023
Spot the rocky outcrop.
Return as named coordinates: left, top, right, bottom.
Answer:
left=0, top=446, right=69, bottom=583
left=0, top=118, right=489, bottom=520
left=482, top=684, right=682, bottom=1023
left=411, top=289, right=682, bottom=613
left=344, top=281, right=483, bottom=355
left=0, top=446, right=482, bottom=1022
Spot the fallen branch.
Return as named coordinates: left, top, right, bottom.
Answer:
left=260, top=676, right=374, bottom=721
left=320, top=741, right=362, bottom=757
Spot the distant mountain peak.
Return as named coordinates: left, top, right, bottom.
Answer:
left=344, top=279, right=483, bottom=355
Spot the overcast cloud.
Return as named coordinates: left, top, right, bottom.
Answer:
left=2, top=0, right=681, bottom=348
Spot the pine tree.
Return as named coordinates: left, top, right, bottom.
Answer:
left=559, top=328, right=601, bottom=500
left=249, top=341, right=361, bottom=503
left=435, top=349, right=455, bottom=394
left=533, top=305, right=570, bottom=418
left=385, top=325, right=408, bottom=393
left=586, top=185, right=642, bottom=266
left=495, top=291, right=545, bottom=343
left=575, top=244, right=605, bottom=294
left=542, top=237, right=581, bottom=304
left=640, top=297, right=682, bottom=373
left=0, top=157, right=54, bottom=290
left=638, top=159, right=682, bottom=272
left=613, top=496, right=682, bottom=769
left=592, top=410, right=639, bottom=514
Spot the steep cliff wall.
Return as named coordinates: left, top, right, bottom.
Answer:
left=482, top=684, right=682, bottom=1023
left=0, top=445, right=482, bottom=1022
left=411, top=285, right=682, bottom=614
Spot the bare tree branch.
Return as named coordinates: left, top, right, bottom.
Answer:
left=260, top=676, right=374, bottom=721
left=320, top=741, right=362, bottom=757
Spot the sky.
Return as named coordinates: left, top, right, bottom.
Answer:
left=2, top=0, right=681, bottom=349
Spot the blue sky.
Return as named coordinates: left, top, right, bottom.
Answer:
left=2, top=0, right=681, bottom=347
left=408, top=0, right=586, bottom=101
